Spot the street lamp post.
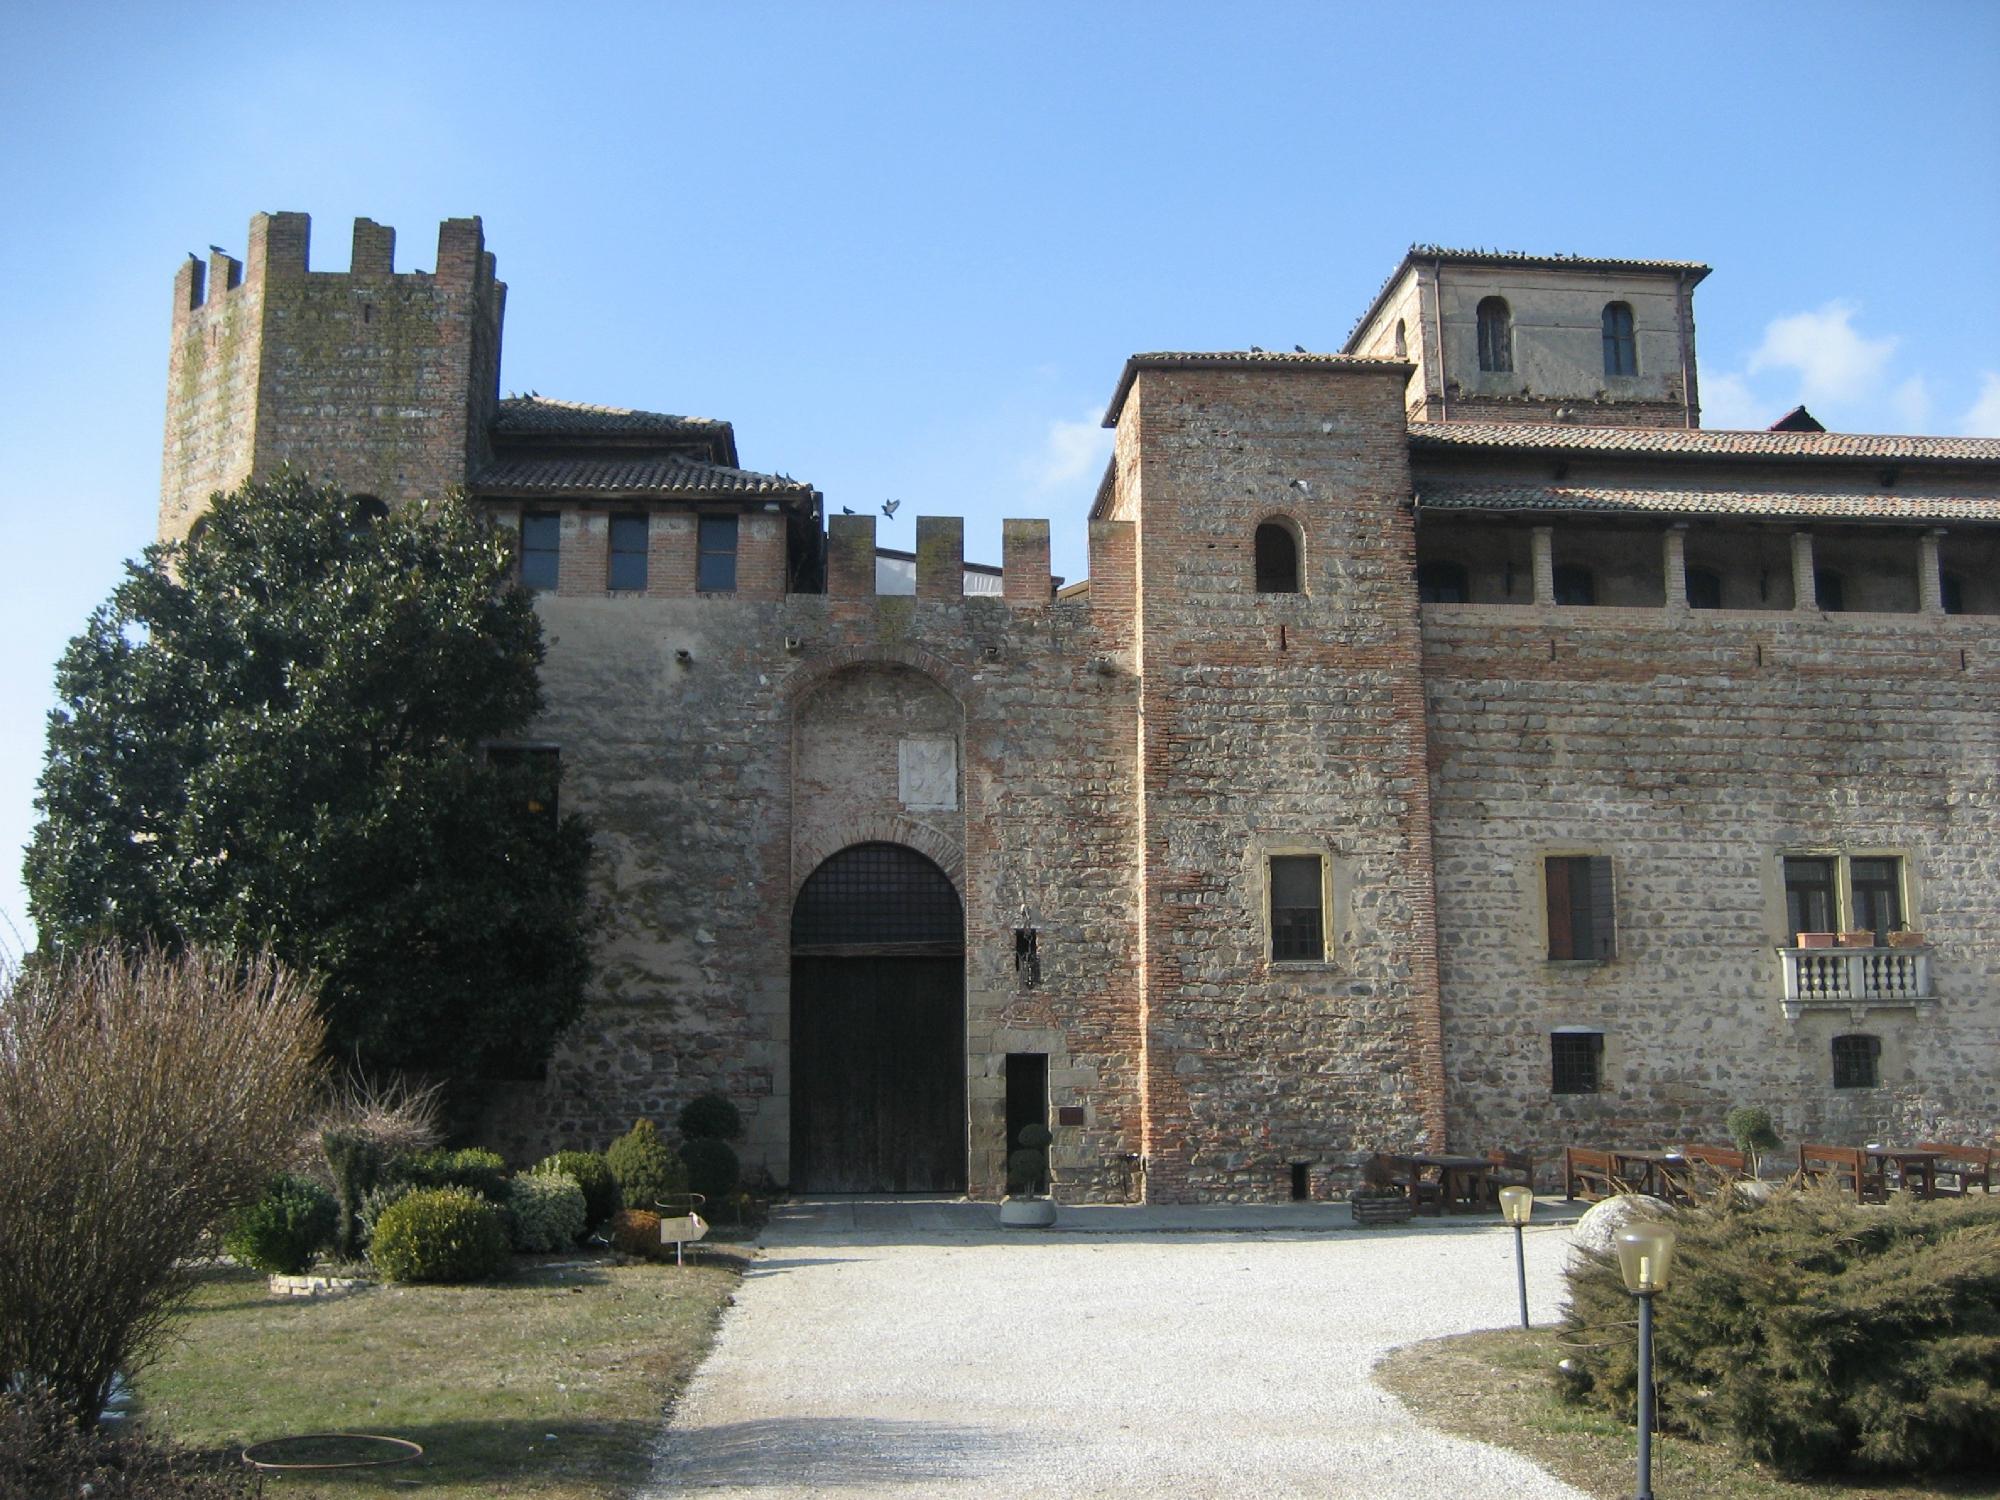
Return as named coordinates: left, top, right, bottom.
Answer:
left=1498, top=1184, right=1533, bottom=1329
left=1615, top=1223, right=1678, bottom=1500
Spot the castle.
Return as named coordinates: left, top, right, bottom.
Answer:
left=159, top=213, right=2000, bottom=1200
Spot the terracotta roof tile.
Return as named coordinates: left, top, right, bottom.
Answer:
left=1410, top=421, right=2000, bottom=464
left=475, top=453, right=815, bottom=499
left=491, top=395, right=731, bottom=439
left=1416, top=479, right=2000, bottom=524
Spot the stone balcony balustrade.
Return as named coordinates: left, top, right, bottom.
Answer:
left=1779, top=945, right=1933, bottom=1021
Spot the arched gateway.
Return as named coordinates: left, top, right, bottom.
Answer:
left=790, top=843, right=966, bottom=1192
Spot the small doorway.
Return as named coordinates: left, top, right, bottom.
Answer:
left=1004, top=1053, right=1049, bottom=1193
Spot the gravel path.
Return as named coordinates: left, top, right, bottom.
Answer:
left=642, top=1199, right=1590, bottom=1498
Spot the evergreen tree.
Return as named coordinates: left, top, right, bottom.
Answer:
left=25, top=473, right=594, bottom=1077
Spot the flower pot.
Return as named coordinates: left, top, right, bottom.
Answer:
left=1837, top=931, right=1876, bottom=948
left=1349, top=1195, right=1414, bottom=1226
left=999, top=1196, right=1057, bottom=1228
left=1795, top=932, right=1838, bottom=948
left=1886, top=931, right=1927, bottom=949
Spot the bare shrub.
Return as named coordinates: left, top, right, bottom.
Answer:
left=310, top=1069, right=445, bottom=1168
left=0, top=946, right=325, bottom=1426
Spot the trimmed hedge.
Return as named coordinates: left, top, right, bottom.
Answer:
left=383, top=1147, right=508, bottom=1203
left=506, top=1171, right=587, bottom=1253
left=368, top=1187, right=510, bottom=1284
left=1559, top=1187, right=2000, bottom=1478
left=223, top=1174, right=337, bottom=1275
left=531, top=1149, right=618, bottom=1231
left=605, top=1120, right=686, bottom=1210
left=677, top=1093, right=743, bottom=1142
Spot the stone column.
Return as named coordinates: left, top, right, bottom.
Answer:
left=1531, top=526, right=1555, bottom=606
left=1790, top=531, right=1818, bottom=611
left=1919, top=529, right=1947, bottom=615
left=1664, top=525, right=1689, bottom=613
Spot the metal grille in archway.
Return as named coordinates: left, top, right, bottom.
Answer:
left=790, top=843, right=965, bottom=1192
left=790, top=842, right=963, bottom=954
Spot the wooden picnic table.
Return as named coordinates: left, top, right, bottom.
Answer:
left=1390, top=1153, right=1495, bottom=1215
left=1865, top=1146, right=1943, bottom=1201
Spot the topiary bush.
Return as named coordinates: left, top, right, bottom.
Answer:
left=605, top=1120, right=686, bottom=1210
left=677, top=1092, right=743, bottom=1142
left=367, top=1187, right=511, bottom=1284
left=383, top=1146, right=508, bottom=1202
left=531, top=1150, right=618, bottom=1232
left=506, top=1171, right=587, bottom=1253
left=1724, top=1105, right=1781, bottom=1173
left=1559, top=1188, right=2000, bottom=1478
left=608, top=1207, right=665, bottom=1260
left=1007, top=1123, right=1052, bottom=1195
left=682, top=1137, right=740, bottom=1205
left=222, top=1174, right=338, bottom=1275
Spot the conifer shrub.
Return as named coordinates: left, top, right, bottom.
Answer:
left=357, top=1180, right=418, bottom=1245
left=506, top=1171, right=588, bottom=1253
left=608, top=1207, right=666, bottom=1260
left=367, top=1187, right=510, bottom=1284
left=605, top=1120, right=686, bottom=1209
left=682, top=1137, right=741, bottom=1204
left=677, top=1092, right=743, bottom=1142
left=1559, top=1188, right=2000, bottom=1478
left=222, top=1173, right=338, bottom=1275
left=531, top=1149, right=618, bottom=1231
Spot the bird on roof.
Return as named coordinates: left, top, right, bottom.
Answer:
left=1251, top=345, right=1264, bottom=353
left=882, top=499, right=901, bottom=518
left=840, top=506, right=856, bottom=515
left=1294, top=344, right=1307, bottom=353
left=208, top=245, right=227, bottom=256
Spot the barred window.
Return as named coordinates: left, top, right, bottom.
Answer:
left=1551, top=1031, right=1603, bottom=1095
left=1269, top=855, right=1324, bottom=963
left=1832, top=1034, right=1880, bottom=1089
left=791, top=843, right=962, bottom=951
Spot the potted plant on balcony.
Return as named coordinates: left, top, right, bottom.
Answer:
left=1886, top=924, right=1928, bottom=949
left=1837, top=930, right=1877, bottom=948
left=1349, top=1153, right=1415, bottom=1226
left=999, top=1123, right=1057, bottom=1228
left=1795, top=931, right=1838, bottom=948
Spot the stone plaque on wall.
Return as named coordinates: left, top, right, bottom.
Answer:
left=899, top=737, right=958, bottom=811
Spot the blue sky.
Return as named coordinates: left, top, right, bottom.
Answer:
left=2, top=3, right=1995, bottom=953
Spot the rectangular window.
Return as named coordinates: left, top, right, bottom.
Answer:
left=519, top=513, right=560, bottom=592
left=1784, top=856, right=1836, bottom=936
left=1783, top=853, right=1906, bottom=943
left=1849, top=858, right=1903, bottom=943
left=1545, top=855, right=1615, bottom=960
left=609, top=514, right=649, bottom=592
left=697, top=514, right=738, bottom=593
left=1269, top=855, right=1325, bottom=962
left=488, top=745, right=560, bottom=825
left=1551, top=1032, right=1603, bottom=1095
left=1831, top=1034, right=1880, bottom=1089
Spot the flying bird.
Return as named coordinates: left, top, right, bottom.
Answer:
left=881, top=499, right=901, bottom=518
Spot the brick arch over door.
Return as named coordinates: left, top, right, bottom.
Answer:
left=789, top=842, right=967, bottom=1193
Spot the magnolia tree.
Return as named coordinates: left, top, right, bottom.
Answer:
left=24, top=474, right=594, bottom=1077
left=0, top=946, right=325, bottom=1426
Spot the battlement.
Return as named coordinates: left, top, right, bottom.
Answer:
left=171, top=212, right=498, bottom=325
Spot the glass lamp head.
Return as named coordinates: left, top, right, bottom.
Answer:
left=1615, top=1223, right=1677, bottom=1294
left=1498, top=1185, right=1533, bottom=1224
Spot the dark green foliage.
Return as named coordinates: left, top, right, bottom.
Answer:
left=677, top=1092, right=743, bottom=1141
left=682, top=1137, right=740, bottom=1204
left=1, top=1392, right=256, bottom=1498
left=605, top=1120, right=686, bottom=1209
left=1559, top=1189, right=2000, bottom=1478
left=222, top=1174, right=337, bottom=1275
left=384, top=1147, right=508, bottom=1203
left=321, top=1129, right=383, bottom=1262
left=367, top=1187, right=511, bottom=1284
left=1724, top=1105, right=1780, bottom=1167
left=532, top=1149, right=618, bottom=1231
left=505, top=1171, right=587, bottom=1252
left=1007, top=1123, right=1052, bottom=1195
left=24, top=474, right=594, bottom=1079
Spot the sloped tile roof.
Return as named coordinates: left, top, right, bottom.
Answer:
left=1103, top=351, right=1411, bottom=426
left=1416, top=479, right=2000, bottom=524
left=491, top=395, right=732, bottom=439
left=475, top=453, right=815, bottom=499
left=1410, top=421, right=2000, bottom=463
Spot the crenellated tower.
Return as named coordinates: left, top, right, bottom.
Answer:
left=159, top=212, right=505, bottom=542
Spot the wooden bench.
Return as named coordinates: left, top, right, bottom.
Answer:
left=1798, top=1144, right=1887, bottom=1203
left=1675, top=1143, right=1749, bottom=1176
left=1914, top=1142, right=1995, bottom=1196
left=1367, top=1152, right=1441, bottom=1214
left=1484, top=1148, right=1534, bottom=1204
left=1563, top=1146, right=1622, bottom=1201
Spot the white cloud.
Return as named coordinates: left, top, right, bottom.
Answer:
left=1889, top=375, right=1932, bottom=434
left=1745, top=300, right=1897, bottom=406
left=1963, top=372, right=2000, bottom=437
left=1029, top=407, right=1112, bottom=493
left=1697, top=370, right=1768, bottom=431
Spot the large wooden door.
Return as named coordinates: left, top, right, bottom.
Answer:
left=790, top=843, right=966, bottom=1193
left=791, top=956, right=965, bottom=1192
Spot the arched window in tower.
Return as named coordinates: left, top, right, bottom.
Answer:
left=1255, top=520, right=1301, bottom=594
left=1476, top=297, right=1513, bottom=373
left=1602, top=302, right=1637, bottom=377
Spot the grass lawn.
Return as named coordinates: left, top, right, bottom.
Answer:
left=137, top=1249, right=747, bottom=1498
left=1375, top=1327, right=1999, bottom=1500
